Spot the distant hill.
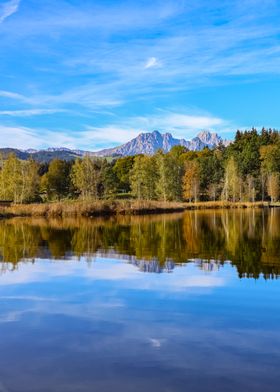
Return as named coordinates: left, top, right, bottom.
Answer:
left=0, top=147, right=83, bottom=163
left=0, top=130, right=230, bottom=162
left=0, top=148, right=31, bottom=160
left=31, top=149, right=82, bottom=162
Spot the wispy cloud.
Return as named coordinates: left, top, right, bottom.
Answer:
left=0, top=90, right=27, bottom=101
left=0, top=0, right=280, bottom=146
left=144, top=57, right=161, bottom=69
left=0, top=109, right=230, bottom=150
left=81, top=111, right=229, bottom=148
left=0, top=108, right=66, bottom=117
left=1, top=1, right=280, bottom=114
left=133, top=112, right=226, bottom=133
left=0, top=126, right=79, bottom=150
left=0, top=0, right=20, bottom=24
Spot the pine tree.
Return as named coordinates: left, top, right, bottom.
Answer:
left=100, top=160, right=118, bottom=199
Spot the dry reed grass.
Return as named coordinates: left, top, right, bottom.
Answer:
left=0, top=199, right=274, bottom=219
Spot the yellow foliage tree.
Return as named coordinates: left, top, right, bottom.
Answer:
left=183, top=160, right=200, bottom=202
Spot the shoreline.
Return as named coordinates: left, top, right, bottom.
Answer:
left=0, top=200, right=278, bottom=219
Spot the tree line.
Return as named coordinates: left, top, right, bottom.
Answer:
left=1, top=128, right=280, bottom=203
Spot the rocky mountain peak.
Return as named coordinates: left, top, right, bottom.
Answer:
left=3, top=130, right=230, bottom=162
left=197, top=130, right=222, bottom=145
left=92, top=130, right=230, bottom=157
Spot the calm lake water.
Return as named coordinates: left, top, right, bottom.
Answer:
left=0, top=209, right=280, bottom=392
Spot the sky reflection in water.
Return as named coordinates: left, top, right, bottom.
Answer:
left=0, top=210, right=279, bottom=392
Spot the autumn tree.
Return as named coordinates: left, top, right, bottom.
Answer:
left=267, top=173, right=279, bottom=202
left=222, top=157, right=240, bottom=202
left=19, top=159, right=40, bottom=202
left=0, top=154, right=39, bottom=203
left=244, top=174, right=256, bottom=202
left=260, top=144, right=280, bottom=201
left=183, top=160, right=200, bottom=202
left=0, top=154, right=21, bottom=201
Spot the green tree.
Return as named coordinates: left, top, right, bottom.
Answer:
left=113, top=156, right=134, bottom=194
left=130, top=155, right=157, bottom=200
left=0, top=155, right=39, bottom=203
left=155, top=152, right=183, bottom=201
left=100, top=160, right=118, bottom=199
left=198, top=149, right=224, bottom=200
left=71, top=156, right=101, bottom=200
left=41, top=159, right=71, bottom=200
left=222, top=157, right=240, bottom=202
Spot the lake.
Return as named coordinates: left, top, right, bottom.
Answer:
left=0, top=209, right=279, bottom=392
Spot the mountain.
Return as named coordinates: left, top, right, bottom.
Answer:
left=0, top=148, right=31, bottom=160
left=92, top=130, right=228, bottom=157
left=0, top=147, right=83, bottom=163
left=0, top=131, right=229, bottom=162
left=30, top=149, right=83, bottom=162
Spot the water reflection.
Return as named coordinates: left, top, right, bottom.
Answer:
left=0, top=209, right=280, bottom=278
left=0, top=211, right=280, bottom=392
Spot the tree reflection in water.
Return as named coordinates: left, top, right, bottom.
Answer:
left=0, top=209, right=279, bottom=278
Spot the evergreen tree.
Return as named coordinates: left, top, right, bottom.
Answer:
left=100, top=160, right=118, bottom=199
left=113, top=156, right=134, bottom=194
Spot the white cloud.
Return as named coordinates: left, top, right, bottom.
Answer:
left=85, top=111, right=228, bottom=142
left=0, top=110, right=230, bottom=150
left=72, top=111, right=228, bottom=149
left=82, top=126, right=140, bottom=146
left=0, top=126, right=79, bottom=150
left=0, top=109, right=66, bottom=117
left=149, top=338, right=162, bottom=348
left=133, top=112, right=226, bottom=134
left=0, top=257, right=226, bottom=293
left=0, top=0, right=20, bottom=23
left=0, top=90, right=27, bottom=102
left=144, top=57, right=161, bottom=69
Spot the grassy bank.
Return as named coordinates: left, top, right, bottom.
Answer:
left=0, top=200, right=186, bottom=218
left=0, top=199, right=276, bottom=219
left=183, top=201, right=273, bottom=209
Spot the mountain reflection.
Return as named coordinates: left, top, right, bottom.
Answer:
left=0, top=209, right=280, bottom=279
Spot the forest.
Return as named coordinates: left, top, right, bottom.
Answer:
left=0, top=128, right=280, bottom=204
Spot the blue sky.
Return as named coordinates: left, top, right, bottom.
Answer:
left=0, top=0, right=280, bottom=150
